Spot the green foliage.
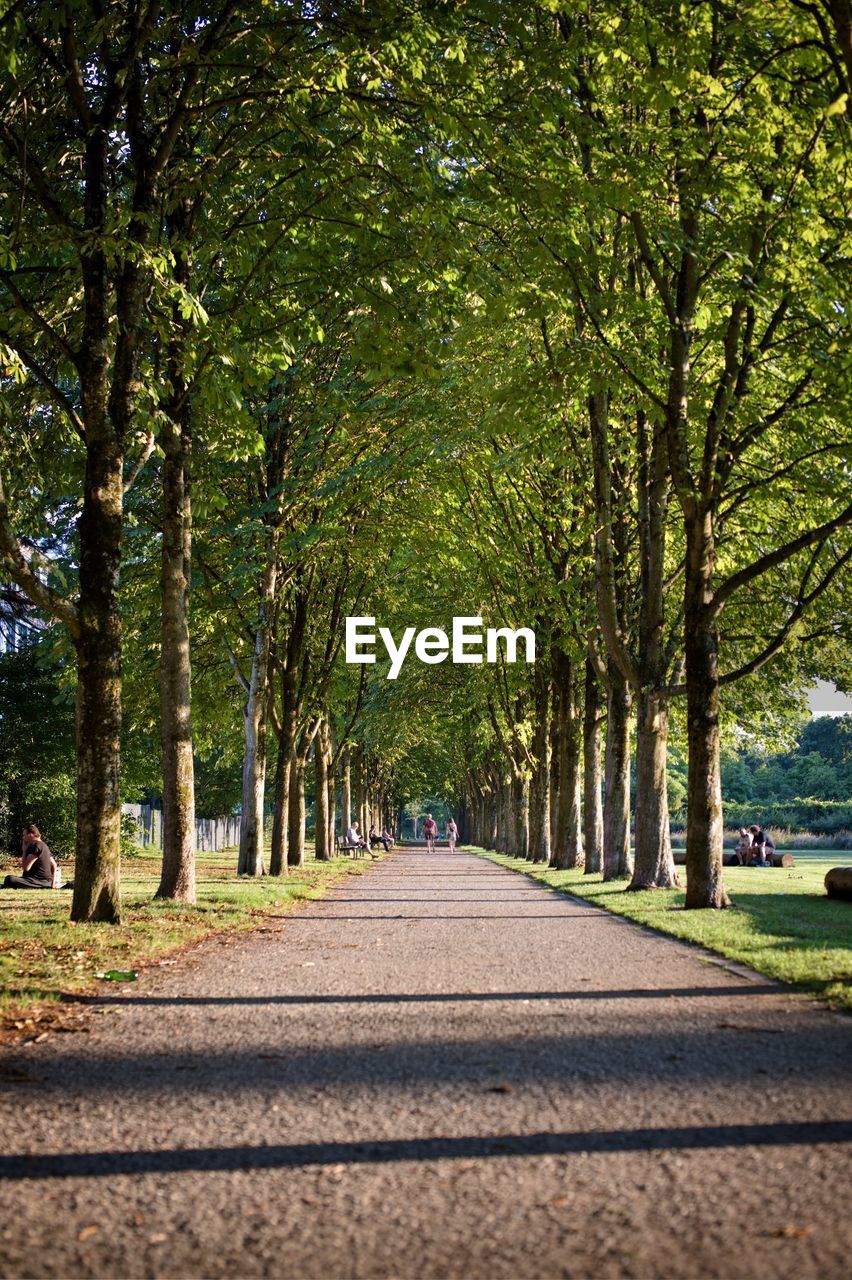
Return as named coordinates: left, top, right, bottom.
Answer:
left=0, top=643, right=75, bottom=856
left=723, top=799, right=852, bottom=836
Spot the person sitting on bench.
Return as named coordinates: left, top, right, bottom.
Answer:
left=381, top=826, right=395, bottom=849
left=345, top=821, right=367, bottom=850
left=3, top=824, right=57, bottom=890
left=369, top=825, right=391, bottom=851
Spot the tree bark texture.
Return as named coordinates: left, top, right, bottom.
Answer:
left=583, top=657, right=604, bottom=875
left=603, top=664, right=632, bottom=879
left=157, top=264, right=196, bottom=903
left=684, top=510, right=730, bottom=907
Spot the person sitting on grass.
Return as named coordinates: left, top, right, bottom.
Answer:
left=3, top=824, right=57, bottom=890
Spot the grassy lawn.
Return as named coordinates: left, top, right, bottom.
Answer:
left=0, top=844, right=376, bottom=1038
left=474, top=847, right=852, bottom=1012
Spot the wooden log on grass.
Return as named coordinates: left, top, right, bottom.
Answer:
left=825, top=868, right=852, bottom=901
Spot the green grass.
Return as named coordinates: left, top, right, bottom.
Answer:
left=0, top=844, right=376, bottom=1036
left=474, top=848, right=852, bottom=1012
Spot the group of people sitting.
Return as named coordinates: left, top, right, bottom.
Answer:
left=2, top=824, right=61, bottom=890
left=730, top=824, right=777, bottom=867
left=343, top=821, right=395, bottom=855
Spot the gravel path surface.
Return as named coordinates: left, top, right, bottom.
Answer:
left=1, top=847, right=851, bottom=1280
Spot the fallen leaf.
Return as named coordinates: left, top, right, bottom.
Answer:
left=487, top=1082, right=513, bottom=1093
left=775, top=1225, right=813, bottom=1239
left=148, top=1233, right=168, bottom=1245
left=78, top=1226, right=98, bottom=1242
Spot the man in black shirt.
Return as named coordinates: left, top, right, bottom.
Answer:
left=3, top=824, right=56, bottom=890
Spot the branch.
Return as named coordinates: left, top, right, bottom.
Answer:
left=0, top=473, right=80, bottom=638
left=0, top=268, right=79, bottom=368
left=123, top=431, right=156, bottom=492
left=714, top=503, right=852, bottom=609
left=0, top=329, right=85, bottom=439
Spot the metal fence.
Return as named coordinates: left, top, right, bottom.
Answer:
left=121, top=803, right=241, bottom=853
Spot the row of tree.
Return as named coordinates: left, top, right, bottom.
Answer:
left=0, top=0, right=849, bottom=920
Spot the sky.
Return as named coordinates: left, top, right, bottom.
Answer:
left=807, top=680, right=852, bottom=718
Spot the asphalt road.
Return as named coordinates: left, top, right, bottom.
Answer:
left=1, top=847, right=851, bottom=1280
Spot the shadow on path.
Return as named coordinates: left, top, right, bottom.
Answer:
left=73, top=985, right=781, bottom=1008
left=4, top=1121, right=852, bottom=1181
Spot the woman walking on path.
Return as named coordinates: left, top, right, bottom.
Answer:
left=423, top=814, right=437, bottom=853
left=446, top=817, right=459, bottom=852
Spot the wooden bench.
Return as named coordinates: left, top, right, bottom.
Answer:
left=335, top=834, right=366, bottom=859
left=825, top=867, right=852, bottom=901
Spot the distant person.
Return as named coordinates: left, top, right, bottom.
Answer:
left=423, top=814, right=437, bottom=852
left=749, top=824, right=775, bottom=866
left=381, top=826, right=395, bottom=849
left=446, top=817, right=459, bottom=852
left=3, top=825, right=56, bottom=890
left=369, top=825, right=391, bottom=852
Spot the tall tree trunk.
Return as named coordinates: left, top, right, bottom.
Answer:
left=684, top=509, right=729, bottom=907
left=287, top=752, right=305, bottom=867
left=631, top=409, right=678, bottom=889
left=237, top=532, right=280, bottom=876
left=157, top=269, right=195, bottom=903
left=72, top=129, right=125, bottom=925
left=583, top=656, right=604, bottom=875
left=314, top=725, right=330, bottom=861
left=528, top=676, right=550, bottom=864
left=72, top=440, right=124, bottom=923
left=269, top=736, right=290, bottom=877
left=548, top=702, right=560, bottom=855
left=341, top=744, right=352, bottom=832
left=487, top=776, right=498, bottom=849
left=630, top=690, right=677, bottom=890
left=603, top=664, right=632, bottom=880
left=552, top=656, right=583, bottom=870
left=510, top=767, right=525, bottom=856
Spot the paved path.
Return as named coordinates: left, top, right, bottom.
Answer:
left=1, top=848, right=851, bottom=1280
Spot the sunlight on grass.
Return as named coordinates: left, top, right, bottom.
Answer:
left=475, top=848, right=852, bottom=1011
left=0, top=845, right=375, bottom=1030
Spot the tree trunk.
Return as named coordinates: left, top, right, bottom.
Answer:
left=630, top=689, right=678, bottom=890
left=237, top=532, right=280, bottom=876
left=583, top=657, right=604, bottom=875
left=341, top=744, right=352, bottom=832
left=684, top=509, right=730, bottom=907
left=287, top=752, right=305, bottom=867
left=603, top=664, right=632, bottom=880
left=551, top=653, right=582, bottom=870
left=314, top=725, right=330, bottom=861
left=71, top=440, right=124, bottom=923
left=527, top=661, right=550, bottom=862
left=510, top=767, right=525, bottom=857
left=269, top=736, right=290, bottom=877
left=71, top=131, right=124, bottom=925
left=157, top=375, right=195, bottom=903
